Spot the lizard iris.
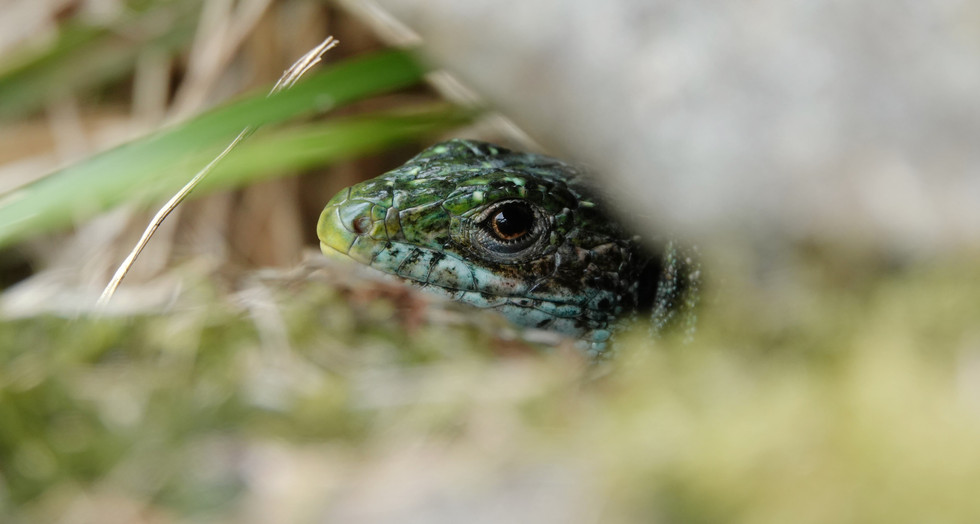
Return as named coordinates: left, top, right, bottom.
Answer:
left=317, top=139, right=698, bottom=354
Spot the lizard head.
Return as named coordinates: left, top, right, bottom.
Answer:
left=317, top=139, right=691, bottom=350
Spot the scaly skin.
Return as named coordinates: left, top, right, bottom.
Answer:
left=317, top=139, right=698, bottom=354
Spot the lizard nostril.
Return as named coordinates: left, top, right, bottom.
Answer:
left=352, top=216, right=372, bottom=235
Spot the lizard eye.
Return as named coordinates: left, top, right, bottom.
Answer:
left=489, top=202, right=534, bottom=241
left=473, top=200, right=546, bottom=258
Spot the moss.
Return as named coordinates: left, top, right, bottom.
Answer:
left=2, top=251, right=980, bottom=522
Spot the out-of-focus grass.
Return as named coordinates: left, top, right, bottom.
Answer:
left=0, top=1, right=199, bottom=120
left=0, top=50, right=469, bottom=248
left=1, top=251, right=979, bottom=523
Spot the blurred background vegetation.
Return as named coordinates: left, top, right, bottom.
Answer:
left=1, top=1, right=980, bottom=523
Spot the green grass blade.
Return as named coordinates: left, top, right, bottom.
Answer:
left=0, top=50, right=430, bottom=248
left=198, top=107, right=478, bottom=193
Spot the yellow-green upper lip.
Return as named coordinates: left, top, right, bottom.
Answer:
left=317, top=193, right=404, bottom=266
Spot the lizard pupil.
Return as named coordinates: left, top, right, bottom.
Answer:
left=490, top=203, right=533, bottom=241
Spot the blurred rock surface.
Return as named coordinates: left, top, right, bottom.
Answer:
left=366, top=0, right=980, bottom=250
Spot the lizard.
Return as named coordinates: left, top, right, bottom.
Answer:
left=316, top=139, right=699, bottom=356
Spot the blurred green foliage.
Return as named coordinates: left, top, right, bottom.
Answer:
left=0, top=49, right=477, bottom=248
left=0, top=253, right=979, bottom=522
left=0, top=1, right=199, bottom=120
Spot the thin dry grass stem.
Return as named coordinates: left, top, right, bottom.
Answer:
left=97, top=36, right=340, bottom=308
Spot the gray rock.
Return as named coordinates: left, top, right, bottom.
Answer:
left=368, top=0, right=980, bottom=249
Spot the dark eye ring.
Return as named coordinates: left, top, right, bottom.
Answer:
left=489, top=202, right=535, bottom=241
left=472, top=200, right=545, bottom=259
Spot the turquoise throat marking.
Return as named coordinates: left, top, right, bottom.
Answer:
left=317, top=139, right=699, bottom=355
